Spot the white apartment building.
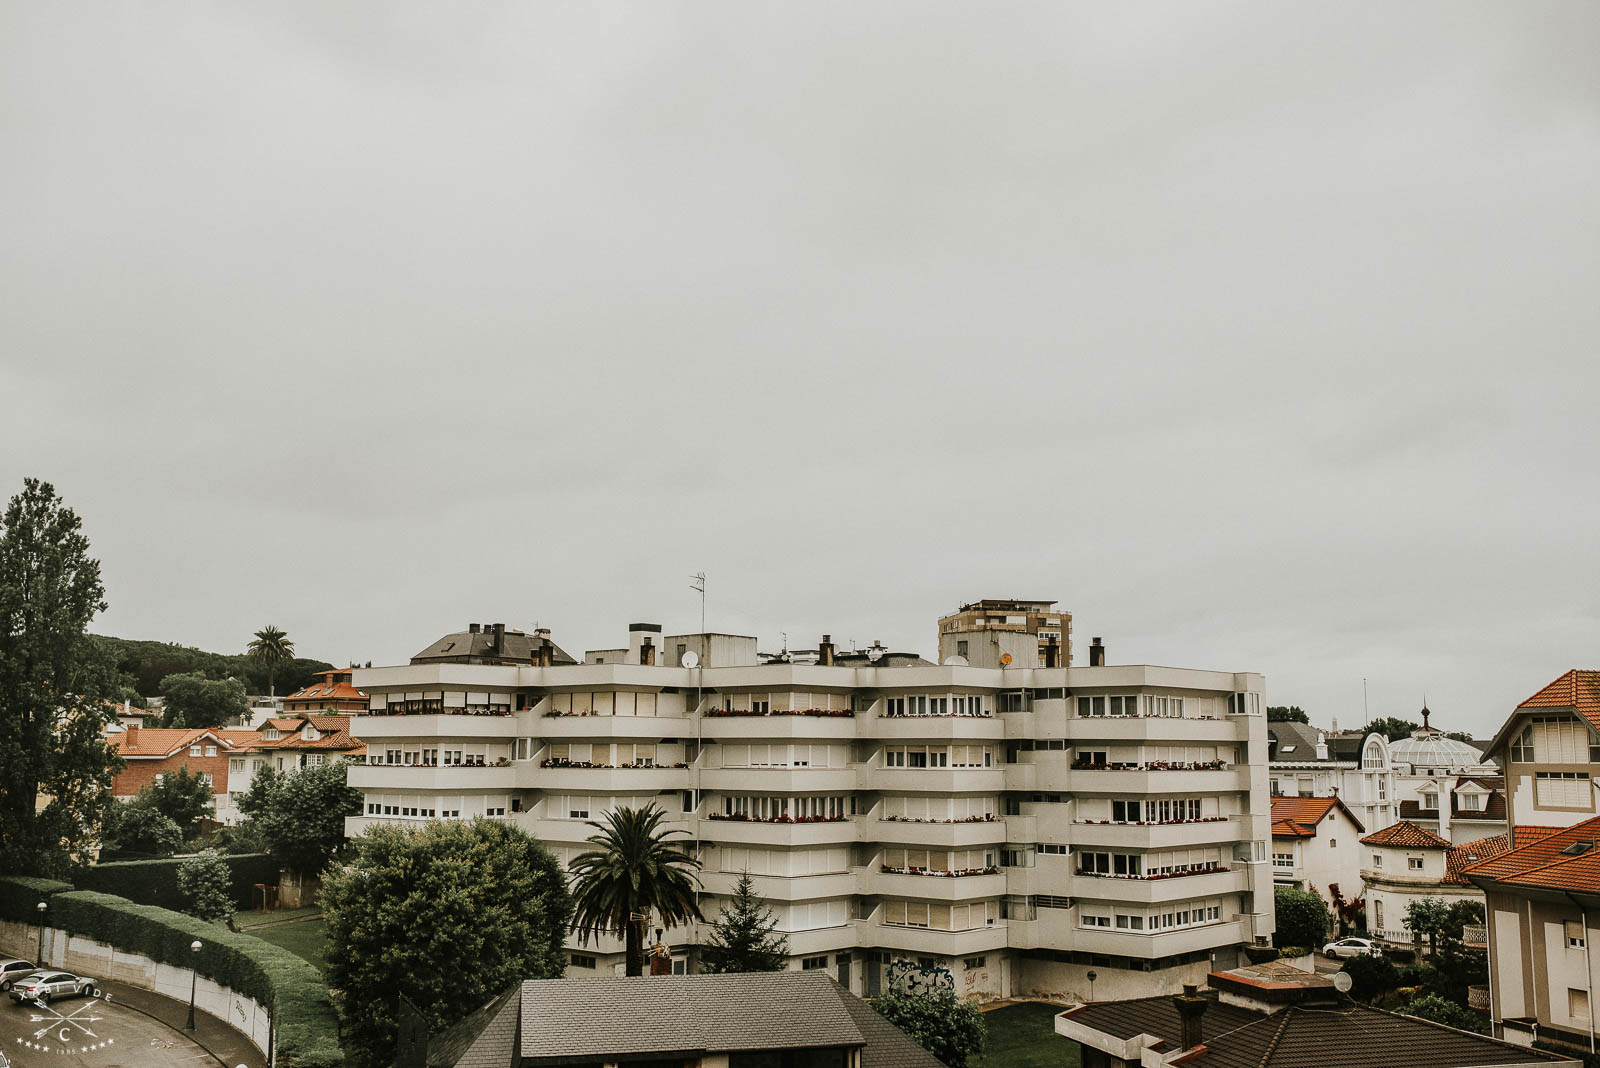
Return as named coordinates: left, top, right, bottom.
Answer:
left=344, top=622, right=1275, bottom=1003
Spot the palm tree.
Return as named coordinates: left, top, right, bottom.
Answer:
left=569, top=804, right=703, bottom=976
left=246, top=625, right=295, bottom=697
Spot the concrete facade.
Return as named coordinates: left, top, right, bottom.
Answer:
left=344, top=628, right=1275, bottom=1002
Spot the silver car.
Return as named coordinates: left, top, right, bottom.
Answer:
left=6, top=970, right=98, bottom=1005
left=0, top=960, right=35, bottom=992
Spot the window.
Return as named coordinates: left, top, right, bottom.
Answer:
left=1363, top=743, right=1384, bottom=769
left=1378, top=778, right=1387, bottom=801
left=1273, top=853, right=1295, bottom=869
left=1537, top=772, right=1591, bottom=809
left=1408, top=857, right=1424, bottom=870
left=957, top=641, right=969, bottom=657
left=1375, top=900, right=1384, bottom=928
left=1372, top=854, right=1383, bottom=869
left=205, top=745, right=217, bottom=757
left=1035, top=843, right=1067, bottom=855
left=569, top=954, right=597, bottom=969
left=1329, top=839, right=1338, bottom=848
left=1081, top=914, right=1111, bottom=928
left=1568, top=921, right=1587, bottom=950
left=801, top=955, right=828, bottom=970
left=1422, top=792, right=1438, bottom=811
left=1572, top=988, right=1590, bottom=1020
left=190, top=745, right=201, bottom=757
left=1460, top=793, right=1483, bottom=812
left=963, top=956, right=986, bottom=970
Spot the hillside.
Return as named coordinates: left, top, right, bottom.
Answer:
left=90, top=634, right=337, bottom=699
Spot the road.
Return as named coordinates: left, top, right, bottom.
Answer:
left=1, top=988, right=217, bottom=1068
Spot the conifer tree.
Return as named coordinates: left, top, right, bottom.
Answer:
left=700, top=871, right=789, bottom=973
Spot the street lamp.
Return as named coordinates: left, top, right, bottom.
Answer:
left=186, top=940, right=202, bottom=1031
left=35, top=902, right=47, bottom=965
left=1086, top=969, right=1097, bottom=1003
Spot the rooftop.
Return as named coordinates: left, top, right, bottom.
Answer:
left=1462, top=819, right=1600, bottom=893
left=428, top=973, right=942, bottom=1068
left=1270, top=796, right=1365, bottom=837
left=412, top=624, right=578, bottom=667
left=1361, top=821, right=1452, bottom=849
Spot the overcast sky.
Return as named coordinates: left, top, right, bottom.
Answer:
left=3, top=3, right=1596, bottom=739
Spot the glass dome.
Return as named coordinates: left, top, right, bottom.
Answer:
left=1388, top=730, right=1484, bottom=771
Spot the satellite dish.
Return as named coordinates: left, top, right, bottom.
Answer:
left=680, top=651, right=700, bottom=669
left=999, top=653, right=1013, bottom=666
left=866, top=648, right=885, bottom=663
left=1332, top=972, right=1353, bottom=993
left=942, top=655, right=969, bottom=667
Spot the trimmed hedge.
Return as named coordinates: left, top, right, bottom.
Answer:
left=0, top=877, right=340, bottom=1067
left=0, top=877, right=73, bottom=923
left=73, top=853, right=280, bottom=911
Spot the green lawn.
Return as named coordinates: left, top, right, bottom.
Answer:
left=977, top=1002, right=1080, bottom=1068
left=236, top=911, right=329, bottom=974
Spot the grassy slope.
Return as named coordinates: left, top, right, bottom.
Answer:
left=977, top=1002, right=1081, bottom=1068
left=237, top=910, right=329, bottom=974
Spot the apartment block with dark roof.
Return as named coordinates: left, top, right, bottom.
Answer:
left=1462, top=669, right=1600, bottom=1056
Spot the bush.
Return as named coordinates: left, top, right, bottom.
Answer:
left=871, top=986, right=987, bottom=1068
left=1274, top=887, right=1330, bottom=948
left=1277, top=945, right=1311, bottom=959
left=177, top=850, right=235, bottom=923
left=0, top=876, right=339, bottom=1066
left=72, top=853, right=278, bottom=910
left=1386, top=946, right=1417, bottom=965
left=0, top=877, right=73, bottom=923
left=1343, top=952, right=1400, bottom=1001
left=1397, top=993, right=1489, bottom=1034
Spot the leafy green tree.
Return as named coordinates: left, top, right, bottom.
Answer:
left=872, top=986, right=986, bottom=1068
left=1275, top=886, right=1330, bottom=948
left=570, top=804, right=704, bottom=977
left=100, top=798, right=184, bottom=857
left=142, top=765, right=215, bottom=829
left=177, top=848, right=234, bottom=922
left=1268, top=705, right=1310, bottom=724
left=701, top=871, right=789, bottom=973
left=157, top=671, right=248, bottom=728
left=239, top=760, right=362, bottom=876
left=91, top=634, right=335, bottom=700
left=0, top=478, right=123, bottom=877
left=323, top=818, right=572, bottom=1068
left=1397, top=993, right=1489, bottom=1033
left=1405, top=896, right=1452, bottom=957
left=1343, top=952, right=1400, bottom=1001
left=246, top=625, right=295, bottom=698
left=1362, top=717, right=1419, bottom=742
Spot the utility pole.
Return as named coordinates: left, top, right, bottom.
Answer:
left=690, top=572, right=706, bottom=634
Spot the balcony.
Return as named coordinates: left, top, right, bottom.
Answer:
left=859, top=767, right=1006, bottom=793
left=536, top=715, right=690, bottom=739
left=866, top=716, right=1006, bottom=742
left=866, top=921, right=1009, bottom=957
left=1067, top=866, right=1246, bottom=904
left=697, top=870, right=858, bottom=900
left=1063, top=716, right=1244, bottom=743
left=698, top=816, right=859, bottom=846
left=348, top=762, right=520, bottom=792
left=700, top=714, right=858, bottom=740
left=533, top=763, right=690, bottom=792
left=1065, top=765, right=1247, bottom=795
left=865, top=818, right=1008, bottom=848
left=1020, top=918, right=1248, bottom=958
left=864, top=867, right=1008, bottom=901
left=350, top=714, right=520, bottom=740
left=1069, top=818, right=1241, bottom=849
left=697, top=768, right=857, bottom=793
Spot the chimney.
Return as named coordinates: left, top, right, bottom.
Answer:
left=491, top=623, right=505, bottom=654
left=1437, top=776, right=1451, bottom=841
left=1043, top=635, right=1060, bottom=669
left=818, top=635, right=835, bottom=667
left=641, top=638, right=656, bottom=666
left=468, top=623, right=480, bottom=634
left=1089, top=637, right=1105, bottom=667
left=1173, top=984, right=1208, bottom=1051
left=1315, top=732, right=1329, bottom=760
left=536, top=641, right=553, bottom=668
left=126, top=723, right=140, bottom=746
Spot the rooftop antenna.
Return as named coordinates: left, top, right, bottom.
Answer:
left=689, top=572, right=706, bottom=633
left=1363, top=677, right=1368, bottom=725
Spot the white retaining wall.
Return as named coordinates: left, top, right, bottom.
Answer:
left=0, top=918, right=271, bottom=1056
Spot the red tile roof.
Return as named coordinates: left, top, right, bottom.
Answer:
left=1461, top=818, right=1600, bottom=891
left=1517, top=669, right=1600, bottom=731
left=1361, top=821, right=1451, bottom=849
left=1270, top=796, right=1365, bottom=837
left=110, top=728, right=238, bottom=758
left=1444, top=835, right=1513, bottom=885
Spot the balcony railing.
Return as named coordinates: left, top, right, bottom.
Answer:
left=357, top=756, right=511, bottom=767
left=880, top=865, right=1001, bottom=877
left=1071, top=760, right=1227, bottom=771
left=883, top=711, right=993, bottom=720
left=367, top=702, right=513, bottom=717
left=705, top=708, right=854, bottom=718
left=706, top=814, right=850, bottom=824
left=1075, top=864, right=1231, bottom=882
left=1075, top=824, right=1222, bottom=831
left=540, top=759, right=690, bottom=769
left=880, top=815, right=1002, bottom=825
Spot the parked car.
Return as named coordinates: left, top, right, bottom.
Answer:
left=1322, top=936, right=1381, bottom=959
left=7, top=971, right=98, bottom=1005
left=0, top=960, right=36, bottom=991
